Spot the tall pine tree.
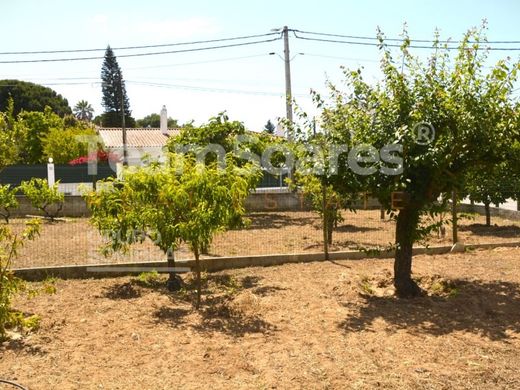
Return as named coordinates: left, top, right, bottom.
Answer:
left=100, top=46, right=135, bottom=127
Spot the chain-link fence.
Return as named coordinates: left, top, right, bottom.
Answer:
left=9, top=192, right=520, bottom=269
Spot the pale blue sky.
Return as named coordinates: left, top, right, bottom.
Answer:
left=2, top=0, right=519, bottom=129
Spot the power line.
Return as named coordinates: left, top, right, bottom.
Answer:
left=302, top=53, right=379, bottom=63
left=0, top=54, right=271, bottom=78
left=0, top=37, right=281, bottom=64
left=16, top=75, right=282, bottom=88
left=2, top=78, right=308, bottom=97
left=126, top=80, right=308, bottom=97
left=294, top=29, right=520, bottom=45
left=293, top=31, right=520, bottom=51
left=0, top=32, right=281, bottom=55
left=0, top=82, right=101, bottom=86
left=126, top=53, right=269, bottom=70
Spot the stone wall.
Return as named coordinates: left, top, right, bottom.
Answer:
left=8, top=191, right=383, bottom=217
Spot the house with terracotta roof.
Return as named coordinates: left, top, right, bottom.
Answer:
left=97, top=106, right=180, bottom=165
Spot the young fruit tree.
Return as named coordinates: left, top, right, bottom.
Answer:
left=20, top=178, right=65, bottom=221
left=316, top=25, right=519, bottom=297
left=86, top=154, right=260, bottom=308
left=288, top=120, right=362, bottom=257
left=464, top=162, right=517, bottom=226
left=0, top=184, right=19, bottom=224
left=0, top=214, right=42, bottom=340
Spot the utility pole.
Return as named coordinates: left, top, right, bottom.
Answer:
left=282, top=26, right=293, bottom=139
left=120, top=73, right=128, bottom=166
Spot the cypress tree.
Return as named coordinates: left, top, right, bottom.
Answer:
left=100, top=46, right=134, bottom=127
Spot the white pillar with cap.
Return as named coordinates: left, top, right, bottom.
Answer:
left=47, top=157, right=55, bottom=186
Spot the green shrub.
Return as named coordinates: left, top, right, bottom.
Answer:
left=134, top=270, right=162, bottom=287
left=0, top=184, right=18, bottom=223
left=20, top=178, right=64, bottom=221
left=0, top=219, right=40, bottom=340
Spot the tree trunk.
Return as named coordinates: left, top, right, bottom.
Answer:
left=166, top=249, right=182, bottom=291
left=194, top=247, right=201, bottom=309
left=0, top=210, right=9, bottom=224
left=451, top=190, right=458, bottom=244
left=322, top=186, right=329, bottom=260
left=380, top=206, right=385, bottom=220
left=484, top=201, right=491, bottom=227
left=394, top=206, right=423, bottom=298
left=517, top=199, right=520, bottom=212
left=326, top=212, right=334, bottom=245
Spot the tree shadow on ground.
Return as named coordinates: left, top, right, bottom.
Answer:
left=459, top=223, right=520, bottom=238
left=153, top=307, right=191, bottom=327
left=151, top=273, right=278, bottom=337
left=102, top=281, right=142, bottom=299
left=245, top=212, right=318, bottom=230
left=1, top=337, right=47, bottom=355
left=190, top=294, right=277, bottom=337
left=252, top=285, right=288, bottom=296
left=335, top=224, right=382, bottom=233
left=339, top=279, right=520, bottom=341
left=327, top=260, right=352, bottom=269
left=303, top=240, right=388, bottom=251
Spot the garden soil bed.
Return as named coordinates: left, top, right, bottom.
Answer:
left=2, top=247, right=520, bottom=389
left=12, top=209, right=520, bottom=268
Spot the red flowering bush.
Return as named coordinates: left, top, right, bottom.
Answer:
left=69, top=150, right=119, bottom=165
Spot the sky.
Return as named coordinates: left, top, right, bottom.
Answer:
left=2, top=0, right=520, bottom=130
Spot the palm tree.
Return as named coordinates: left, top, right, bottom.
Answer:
left=73, top=100, right=94, bottom=121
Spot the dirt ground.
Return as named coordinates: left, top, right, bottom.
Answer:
left=10, top=209, right=520, bottom=268
left=2, top=247, right=520, bottom=389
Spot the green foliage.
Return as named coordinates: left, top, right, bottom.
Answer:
left=465, top=164, right=512, bottom=203
left=168, top=112, right=284, bottom=185
left=17, top=107, right=63, bottom=164
left=0, top=79, right=71, bottom=117
left=288, top=119, right=361, bottom=247
left=41, top=125, right=97, bottom=164
left=358, top=275, right=376, bottom=295
left=73, top=100, right=94, bottom=122
left=136, top=113, right=178, bottom=128
left=464, top=141, right=520, bottom=223
left=101, top=46, right=134, bottom=127
left=430, top=279, right=459, bottom=297
left=169, top=112, right=246, bottom=154
left=20, top=178, right=64, bottom=221
left=0, top=100, right=99, bottom=164
left=135, top=270, right=163, bottom=287
left=86, top=153, right=260, bottom=308
left=0, top=98, right=23, bottom=169
left=0, top=185, right=19, bottom=223
left=99, top=111, right=136, bottom=128
left=0, top=219, right=41, bottom=340
left=325, top=24, right=518, bottom=210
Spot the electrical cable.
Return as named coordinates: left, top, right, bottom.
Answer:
left=293, top=31, right=520, bottom=51
left=294, top=29, right=520, bottom=45
left=0, top=37, right=281, bottom=64
left=0, top=32, right=281, bottom=55
left=126, top=80, right=308, bottom=97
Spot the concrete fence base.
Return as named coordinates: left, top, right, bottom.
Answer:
left=8, top=192, right=383, bottom=218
